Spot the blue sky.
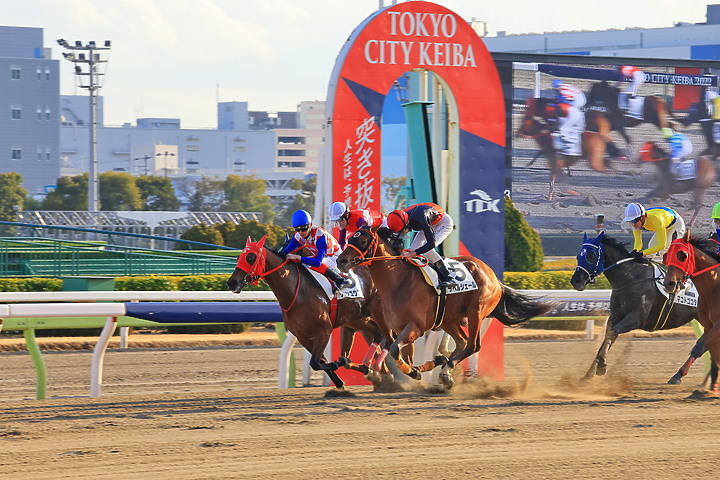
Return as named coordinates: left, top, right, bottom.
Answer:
left=3, top=0, right=709, bottom=127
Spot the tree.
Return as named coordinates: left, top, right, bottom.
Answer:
left=276, top=176, right=316, bottom=227
left=136, top=176, right=180, bottom=211
left=504, top=196, right=544, bottom=272
left=42, top=173, right=88, bottom=210
left=222, top=175, right=275, bottom=224
left=99, top=171, right=142, bottom=211
left=226, top=220, right=289, bottom=250
left=185, top=176, right=224, bottom=211
left=0, top=173, right=27, bottom=235
left=177, top=223, right=224, bottom=249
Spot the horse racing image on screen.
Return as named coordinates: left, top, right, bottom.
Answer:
left=503, top=57, right=720, bottom=239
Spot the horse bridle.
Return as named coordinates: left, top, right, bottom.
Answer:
left=575, top=240, right=635, bottom=283
left=665, top=237, right=720, bottom=286
left=345, top=228, right=378, bottom=265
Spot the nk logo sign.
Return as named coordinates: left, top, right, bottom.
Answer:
left=463, top=189, right=500, bottom=214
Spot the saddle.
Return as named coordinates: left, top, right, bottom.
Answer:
left=652, top=264, right=698, bottom=308
left=304, top=267, right=363, bottom=301
left=407, top=257, right=478, bottom=294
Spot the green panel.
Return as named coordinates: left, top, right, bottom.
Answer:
left=62, top=277, right=115, bottom=291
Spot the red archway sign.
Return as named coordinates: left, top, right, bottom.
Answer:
left=325, top=1, right=506, bottom=385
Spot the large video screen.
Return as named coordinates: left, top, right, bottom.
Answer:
left=505, top=58, right=719, bottom=240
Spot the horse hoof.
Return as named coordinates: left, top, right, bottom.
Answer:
left=667, top=375, right=682, bottom=385
left=439, top=373, right=455, bottom=389
left=358, top=364, right=369, bottom=375
left=595, top=365, right=607, bottom=376
left=336, top=356, right=350, bottom=368
left=408, top=369, right=422, bottom=380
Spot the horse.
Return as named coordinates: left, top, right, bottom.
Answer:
left=679, top=96, right=719, bottom=159
left=570, top=231, right=698, bottom=379
left=662, top=231, right=720, bottom=391
left=639, top=141, right=716, bottom=217
left=585, top=80, right=675, bottom=139
left=517, top=97, right=616, bottom=200
left=336, top=225, right=556, bottom=388
left=226, top=235, right=394, bottom=390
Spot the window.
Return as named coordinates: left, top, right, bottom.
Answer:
left=278, top=136, right=306, bottom=144
left=233, top=146, right=246, bottom=153
left=45, top=68, right=50, bottom=80
left=10, top=67, right=20, bottom=80
left=46, top=148, right=51, bottom=161
left=37, top=107, right=42, bottom=120
left=277, top=149, right=306, bottom=157
left=36, top=67, right=42, bottom=80
left=186, top=145, right=199, bottom=152
left=11, top=148, right=21, bottom=160
left=11, top=108, right=21, bottom=120
left=37, top=147, right=43, bottom=160
left=45, top=108, right=51, bottom=120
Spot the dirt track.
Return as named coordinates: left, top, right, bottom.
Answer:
left=0, top=335, right=718, bottom=479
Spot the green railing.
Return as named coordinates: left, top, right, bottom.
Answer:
left=0, top=237, right=238, bottom=277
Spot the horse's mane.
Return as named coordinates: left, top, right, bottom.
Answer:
left=688, top=236, right=720, bottom=262
left=377, top=227, right=404, bottom=253
left=601, top=233, right=631, bottom=256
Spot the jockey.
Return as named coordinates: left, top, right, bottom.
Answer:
left=667, top=132, right=693, bottom=161
left=554, top=101, right=585, bottom=157
left=552, top=79, right=586, bottom=108
left=328, top=201, right=386, bottom=249
left=622, top=202, right=686, bottom=260
left=619, top=65, right=645, bottom=98
left=386, top=202, right=457, bottom=287
left=281, top=209, right=349, bottom=289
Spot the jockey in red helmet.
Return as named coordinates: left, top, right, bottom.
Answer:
left=387, top=202, right=456, bottom=287
left=281, top=209, right=349, bottom=289
left=328, top=201, right=386, bottom=249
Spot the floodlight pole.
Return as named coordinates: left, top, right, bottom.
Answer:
left=58, top=39, right=111, bottom=211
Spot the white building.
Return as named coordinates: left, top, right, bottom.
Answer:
left=59, top=97, right=325, bottom=206
left=482, top=4, right=720, bottom=60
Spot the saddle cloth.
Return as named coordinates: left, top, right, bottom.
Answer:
left=408, top=257, right=478, bottom=294
left=652, top=264, right=698, bottom=308
left=671, top=158, right=697, bottom=181
left=305, top=267, right=363, bottom=301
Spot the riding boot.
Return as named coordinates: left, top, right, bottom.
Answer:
left=433, top=260, right=455, bottom=288
left=325, top=267, right=350, bottom=290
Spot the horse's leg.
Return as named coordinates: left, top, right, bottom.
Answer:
left=389, top=322, right=425, bottom=380
left=584, top=319, right=619, bottom=378
left=710, top=358, right=719, bottom=394
left=668, top=334, right=707, bottom=384
left=306, top=335, right=345, bottom=389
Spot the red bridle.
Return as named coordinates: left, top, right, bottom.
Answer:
left=664, top=237, right=720, bottom=283
left=345, top=229, right=378, bottom=265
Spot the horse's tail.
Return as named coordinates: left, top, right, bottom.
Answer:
left=490, top=285, right=558, bottom=326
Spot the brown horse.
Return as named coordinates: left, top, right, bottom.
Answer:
left=518, top=97, right=612, bottom=200
left=226, top=235, right=393, bottom=390
left=336, top=226, right=556, bottom=388
left=639, top=142, right=716, bottom=216
left=663, top=231, right=720, bottom=391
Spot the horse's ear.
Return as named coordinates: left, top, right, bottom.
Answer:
left=597, top=230, right=605, bottom=242
left=684, top=229, right=691, bottom=241
left=583, top=232, right=588, bottom=242
left=257, top=235, right=268, bottom=248
left=245, top=236, right=252, bottom=248
left=370, top=223, right=381, bottom=233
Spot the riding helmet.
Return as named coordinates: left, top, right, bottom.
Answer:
left=712, top=202, right=720, bottom=219
left=328, top=201, right=349, bottom=222
left=387, top=210, right=409, bottom=232
left=623, top=202, right=646, bottom=222
left=291, top=210, right=312, bottom=228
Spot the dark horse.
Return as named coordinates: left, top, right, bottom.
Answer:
left=518, top=97, right=617, bottom=200
left=663, top=231, right=720, bottom=391
left=226, top=235, right=392, bottom=390
left=639, top=141, right=716, bottom=216
left=337, top=225, right=556, bottom=388
left=679, top=90, right=720, bottom=159
left=570, top=231, right=697, bottom=379
left=585, top=80, right=674, bottom=142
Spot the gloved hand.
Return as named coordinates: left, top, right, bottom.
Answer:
left=629, top=249, right=644, bottom=260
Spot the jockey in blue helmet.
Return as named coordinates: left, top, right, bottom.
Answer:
left=281, top=209, right=349, bottom=289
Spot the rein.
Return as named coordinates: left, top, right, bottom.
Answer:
left=347, top=229, right=428, bottom=267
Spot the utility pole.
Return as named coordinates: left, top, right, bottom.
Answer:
left=57, top=39, right=111, bottom=211
left=133, top=155, right=153, bottom=176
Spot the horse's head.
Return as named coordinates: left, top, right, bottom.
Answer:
left=570, top=231, right=605, bottom=291
left=227, top=235, right=268, bottom=293
left=663, top=230, right=694, bottom=294
left=587, top=80, right=618, bottom=107
left=517, top=97, right=555, bottom=138
left=336, top=225, right=379, bottom=273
